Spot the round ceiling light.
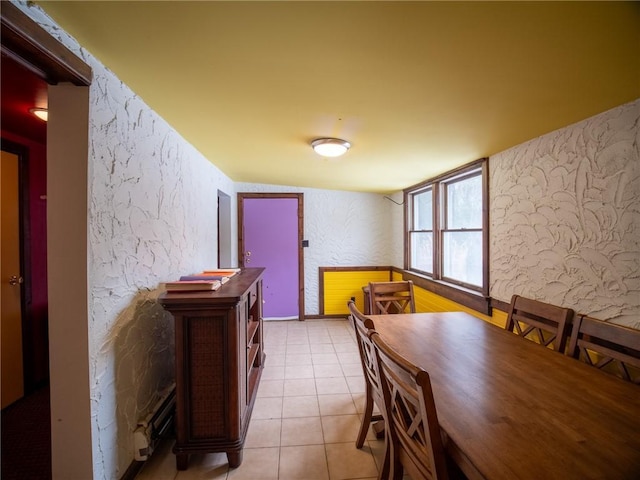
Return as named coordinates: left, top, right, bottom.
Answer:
left=29, top=107, right=48, bottom=122
left=311, top=138, right=351, bottom=157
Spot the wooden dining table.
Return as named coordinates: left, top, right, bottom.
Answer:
left=368, top=311, right=640, bottom=480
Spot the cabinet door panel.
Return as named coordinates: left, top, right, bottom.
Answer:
left=186, top=315, right=227, bottom=439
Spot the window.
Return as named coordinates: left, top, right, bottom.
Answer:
left=405, top=159, right=487, bottom=294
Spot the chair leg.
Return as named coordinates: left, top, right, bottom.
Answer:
left=386, top=428, right=404, bottom=480
left=391, top=456, right=404, bottom=480
left=356, top=391, right=374, bottom=448
left=378, top=426, right=391, bottom=480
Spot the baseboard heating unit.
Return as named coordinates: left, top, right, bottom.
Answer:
left=134, top=383, right=176, bottom=461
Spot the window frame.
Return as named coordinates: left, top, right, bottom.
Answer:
left=404, top=159, right=489, bottom=298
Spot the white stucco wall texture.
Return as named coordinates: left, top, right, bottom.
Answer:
left=21, top=4, right=237, bottom=479
left=491, top=99, right=640, bottom=327
left=87, top=76, right=235, bottom=477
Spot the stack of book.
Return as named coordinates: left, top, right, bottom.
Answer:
left=164, top=268, right=241, bottom=292
left=201, top=268, right=241, bottom=279
left=164, top=279, right=222, bottom=292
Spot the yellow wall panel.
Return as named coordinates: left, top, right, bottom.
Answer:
left=324, top=270, right=390, bottom=314
left=490, top=309, right=508, bottom=328
left=322, top=268, right=507, bottom=327
left=414, top=285, right=505, bottom=326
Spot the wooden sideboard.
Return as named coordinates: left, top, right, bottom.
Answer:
left=159, top=268, right=265, bottom=470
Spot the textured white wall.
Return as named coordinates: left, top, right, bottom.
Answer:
left=386, top=192, right=406, bottom=268
left=87, top=73, right=236, bottom=478
left=22, top=4, right=237, bottom=479
left=236, top=183, right=397, bottom=314
left=491, top=100, right=640, bottom=327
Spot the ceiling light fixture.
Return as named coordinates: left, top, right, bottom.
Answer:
left=311, top=138, right=351, bottom=157
left=29, top=107, right=48, bottom=122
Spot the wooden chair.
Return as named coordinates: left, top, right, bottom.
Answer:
left=371, top=331, right=450, bottom=480
left=505, top=294, right=574, bottom=353
left=347, top=300, right=388, bottom=476
left=368, top=281, right=416, bottom=315
left=567, top=315, right=640, bottom=384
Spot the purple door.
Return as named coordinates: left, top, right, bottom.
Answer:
left=242, top=197, right=300, bottom=319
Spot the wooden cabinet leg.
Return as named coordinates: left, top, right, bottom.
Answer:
left=227, top=449, right=243, bottom=468
left=176, top=453, right=189, bottom=470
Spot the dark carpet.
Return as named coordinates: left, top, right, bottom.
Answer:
left=1, top=386, right=52, bottom=480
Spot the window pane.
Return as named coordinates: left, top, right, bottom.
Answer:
left=413, top=189, right=432, bottom=230
left=442, top=231, right=482, bottom=286
left=411, top=231, right=433, bottom=273
left=447, top=174, right=482, bottom=229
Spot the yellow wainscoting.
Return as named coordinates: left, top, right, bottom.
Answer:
left=489, top=308, right=508, bottom=328
left=323, top=270, right=391, bottom=315
left=413, top=285, right=507, bottom=327
left=321, top=267, right=508, bottom=327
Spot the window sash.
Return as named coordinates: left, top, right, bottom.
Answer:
left=441, top=229, right=483, bottom=288
left=443, top=172, right=482, bottom=230
left=412, top=187, right=433, bottom=231
left=409, top=231, right=433, bottom=275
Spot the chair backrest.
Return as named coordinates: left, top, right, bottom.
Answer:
left=371, top=331, right=449, bottom=480
left=369, top=281, right=416, bottom=315
left=348, top=300, right=384, bottom=407
left=567, top=315, right=640, bottom=384
left=505, top=294, right=574, bottom=353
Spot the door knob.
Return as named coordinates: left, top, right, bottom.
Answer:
left=9, top=275, right=23, bottom=286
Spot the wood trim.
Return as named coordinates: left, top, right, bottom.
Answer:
left=490, top=297, right=510, bottom=314
left=402, top=157, right=487, bottom=194
left=1, top=2, right=92, bottom=86
left=305, top=314, right=347, bottom=320
left=319, top=266, right=393, bottom=272
left=481, top=160, right=490, bottom=297
left=403, top=190, right=409, bottom=269
left=434, top=181, right=441, bottom=281
left=237, top=193, right=305, bottom=321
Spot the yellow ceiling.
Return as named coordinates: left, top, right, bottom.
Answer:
left=36, top=1, right=639, bottom=193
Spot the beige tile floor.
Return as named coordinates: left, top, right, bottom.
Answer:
left=136, top=318, right=387, bottom=480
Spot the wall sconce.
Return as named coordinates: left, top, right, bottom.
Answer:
left=29, top=107, right=48, bottom=122
left=311, top=138, right=351, bottom=157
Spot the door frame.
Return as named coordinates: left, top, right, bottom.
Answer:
left=2, top=0, right=90, bottom=398
left=217, top=189, right=232, bottom=268
left=1, top=139, right=35, bottom=393
left=2, top=5, right=95, bottom=479
left=238, top=193, right=305, bottom=321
